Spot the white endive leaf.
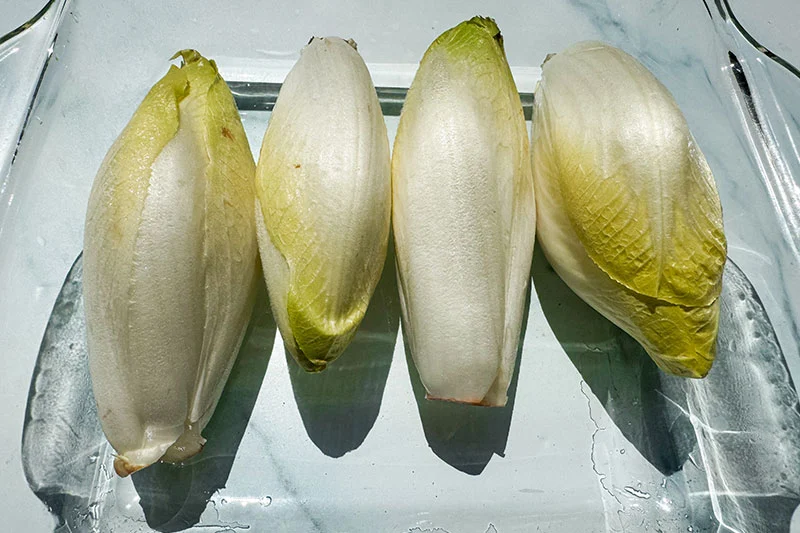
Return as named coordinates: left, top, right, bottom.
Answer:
left=83, top=50, right=258, bottom=476
left=532, top=41, right=727, bottom=377
left=255, top=37, right=391, bottom=372
left=392, top=17, right=535, bottom=407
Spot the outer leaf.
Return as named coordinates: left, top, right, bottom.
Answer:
left=83, top=50, right=257, bottom=476
left=255, top=37, right=391, bottom=372
left=179, top=51, right=259, bottom=431
left=393, top=17, right=535, bottom=406
left=532, top=41, right=726, bottom=377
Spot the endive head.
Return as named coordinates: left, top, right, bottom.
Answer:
left=532, top=41, right=727, bottom=378
left=255, top=36, right=391, bottom=372
left=84, top=49, right=257, bottom=476
left=392, top=16, right=534, bottom=405
left=534, top=41, right=726, bottom=305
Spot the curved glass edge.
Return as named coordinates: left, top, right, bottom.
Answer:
left=710, top=0, right=800, bottom=246
left=0, top=0, right=68, bottom=235
left=713, top=0, right=800, bottom=79
left=0, top=0, right=59, bottom=47
left=707, top=0, right=800, bottom=384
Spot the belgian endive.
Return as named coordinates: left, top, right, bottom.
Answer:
left=532, top=41, right=727, bottom=377
left=393, top=17, right=536, bottom=406
left=83, top=50, right=258, bottom=476
left=255, top=37, right=391, bottom=372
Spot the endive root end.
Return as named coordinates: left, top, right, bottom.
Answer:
left=299, top=358, right=328, bottom=373
left=295, top=354, right=328, bottom=373
left=112, top=423, right=208, bottom=477
left=285, top=342, right=330, bottom=373
left=656, top=358, right=713, bottom=379
left=113, top=456, right=145, bottom=478
left=649, top=347, right=715, bottom=379
left=424, top=393, right=506, bottom=408
left=161, top=423, right=207, bottom=463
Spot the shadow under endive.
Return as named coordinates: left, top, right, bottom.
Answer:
left=132, top=281, right=276, bottom=532
left=286, top=242, right=401, bottom=458
left=533, top=243, right=800, bottom=529
left=404, top=285, right=530, bottom=476
left=531, top=245, right=696, bottom=476
left=22, top=254, right=108, bottom=531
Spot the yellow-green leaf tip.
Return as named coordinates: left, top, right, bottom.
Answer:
left=434, top=16, right=505, bottom=56
left=170, top=49, right=203, bottom=65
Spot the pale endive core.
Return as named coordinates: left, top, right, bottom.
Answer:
left=83, top=50, right=257, bottom=476
left=392, top=17, right=535, bottom=406
left=255, top=37, right=391, bottom=372
left=532, top=41, right=727, bottom=377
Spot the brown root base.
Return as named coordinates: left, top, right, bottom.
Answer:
left=424, top=393, right=504, bottom=407
left=113, top=456, right=145, bottom=477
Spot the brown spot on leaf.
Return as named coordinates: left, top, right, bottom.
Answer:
left=294, top=163, right=301, bottom=169
left=222, top=126, right=234, bottom=140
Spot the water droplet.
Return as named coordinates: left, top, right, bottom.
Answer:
left=260, top=496, right=272, bottom=507
left=687, top=526, right=694, bottom=532
left=620, top=449, right=626, bottom=454
left=660, top=478, right=667, bottom=488
left=221, top=498, right=228, bottom=504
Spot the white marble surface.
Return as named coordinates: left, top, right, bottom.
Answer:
left=1, top=1, right=799, bottom=532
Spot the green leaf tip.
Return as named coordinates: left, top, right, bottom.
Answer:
left=432, top=16, right=506, bottom=60
left=170, top=49, right=203, bottom=65
left=170, top=49, right=220, bottom=74
left=158, top=65, right=190, bottom=101
left=164, top=49, right=226, bottom=103
left=466, top=16, right=501, bottom=38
